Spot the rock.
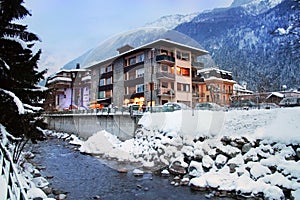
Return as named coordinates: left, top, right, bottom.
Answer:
left=32, top=177, right=49, bottom=188
left=93, top=195, right=102, bottom=199
left=27, top=188, right=47, bottom=199
left=133, top=169, right=144, bottom=176
left=242, top=143, right=252, bottom=154
left=180, top=177, right=190, bottom=186
left=117, top=168, right=128, bottom=173
left=169, top=160, right=187, bottom=175
left=144, top=187, right=149, bottom=191
left=228, top=163, right=238, bottom=173
left=42, top=186, right=52, bottom=195
left=53, top=189, right=68, bottom=195
left=161, top=169, right=170, bottom=177
left=202, top=155, right=214, bottom=169
left=57, top=193, right=67, bottom=200
left=215, top=154, right=228, bottom=169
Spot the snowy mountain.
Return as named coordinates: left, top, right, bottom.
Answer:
left=175, top=0, right=300, bottom=91
left=144, top=13, right=199, bottom=29
left=61, top=27, right=212, bottom=70
left=60, top=0, right=299, bottom=91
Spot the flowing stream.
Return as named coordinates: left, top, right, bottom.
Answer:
left=28, top=138, right=228, bottom=200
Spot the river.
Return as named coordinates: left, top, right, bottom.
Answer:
left=28, top=138, right=229, bottom=200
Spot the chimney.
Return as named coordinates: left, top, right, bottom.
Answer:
left=76, top=63, right=80, bottom=69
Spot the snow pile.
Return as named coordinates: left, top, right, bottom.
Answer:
left=76, top=107, right=300, bottom=199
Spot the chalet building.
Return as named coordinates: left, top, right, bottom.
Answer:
left=88, top=39, right=209, bottom=108
left=193, top=68, right=236, bottom=106
left=44, top=67, right=91, bottom=111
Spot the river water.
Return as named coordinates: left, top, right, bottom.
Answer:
left=29, top=138, right=228, bottom=200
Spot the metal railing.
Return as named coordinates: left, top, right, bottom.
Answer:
left=0, top=142, right=28, bottom=200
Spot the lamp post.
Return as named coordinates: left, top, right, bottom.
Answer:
left=70, top=70, right=78, bottom=111
left=282, top=85, right=287, bottom=97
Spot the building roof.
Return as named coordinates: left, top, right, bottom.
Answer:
left=87, top=39, right=209, bottom=69
left=198, top=67, right=232, bottom=75
left=266, top=92, right=284, bottom=99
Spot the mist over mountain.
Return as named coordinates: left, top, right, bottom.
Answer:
left=175, top=0, right=300, bottom=91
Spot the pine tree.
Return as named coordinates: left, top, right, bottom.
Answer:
left=0, top=0, right=47, bottom=162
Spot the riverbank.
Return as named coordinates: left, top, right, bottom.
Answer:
left=75, top=108, right=300, bottom=199
left=25, top=135, right=223, bottom=200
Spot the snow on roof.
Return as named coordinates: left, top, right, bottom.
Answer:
left=266, top=92, right=284, bottom=99
left=85, top=38, right=209, bottom=69
left=204, top=76, right=236, bottom=83
left=198, top=67, right=232, bottom=75
left=47, top=77, right=72, bottom=84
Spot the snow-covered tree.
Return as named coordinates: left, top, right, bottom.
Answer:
left=0, top=0, right=47, bottom=162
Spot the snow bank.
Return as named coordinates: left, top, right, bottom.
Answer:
left=139, top=107, right=300, bottom=144
left=74, top=107, right=300, bottom=199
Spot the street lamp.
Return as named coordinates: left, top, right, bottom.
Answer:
left=70, top=70, right=78, bottom=111
left=282, top=85, right=287, bottom=97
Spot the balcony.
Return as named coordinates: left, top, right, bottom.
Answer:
left=192, top=76, right=204, bottom=83
left=156, top=54, right=175, bottom=65
left=156, top=72, right=175, bottom=80
left=192, top=61, right=204, bottom=68
left=157, top=88, right=175, bottom=97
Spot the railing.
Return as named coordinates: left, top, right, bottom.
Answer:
left=156, top=72, right=175, bottom=80
left=0, top=142, right=28, bottom=200
left=155, top=55, right=175, bottom=64
left=157, top=88, right=175, bottom=96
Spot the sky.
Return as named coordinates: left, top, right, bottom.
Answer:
left=22, top=0, right=233, bottom=75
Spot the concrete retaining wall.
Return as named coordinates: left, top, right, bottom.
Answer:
left=44, top=114, right=139, bottom=141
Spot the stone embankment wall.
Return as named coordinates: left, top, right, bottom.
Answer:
left=44, top=113, right=139, bottom=141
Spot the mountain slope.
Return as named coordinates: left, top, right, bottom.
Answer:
left=175, top=0, right=300, bottom=91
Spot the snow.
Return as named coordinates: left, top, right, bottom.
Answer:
left=3, top=106, right=299, bottom=199
left=74, top=107, right=300, bottom=199
left=47, top=76, right=72, bottom=84
left=0, top=89, right=24, bottom=114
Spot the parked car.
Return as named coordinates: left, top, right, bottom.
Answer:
left=163, top=102, right=190, bottom=112
left=279, top=97, right=300, bottom=107
left=230, top=100, right=257, bottom=110
left=259, top=103, right=279, bottom=109
left=195, top=102, right=222, bottom=111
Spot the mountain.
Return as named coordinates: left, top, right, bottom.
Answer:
left=144, top=13, right=199, bottom=29
left=175, top=0, right=300, bottom=91
left=61, top=27, right=213, bottom=70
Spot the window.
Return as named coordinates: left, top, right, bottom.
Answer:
left=182, top=52, right=190, bottom=61
left=176, top=67, right=181, bottom=75
left=129, top=57, right=136, bottom=65
left=137, top=54, right=145, bottom=63
left=107, top=65, right=112, bottom=72
left=161, top=82, right=168, bottom=88
left=183, top=84, right=190, bottom=92
left=98, top=91, right=105, bottom=98
left=181, top=68, right=190, bottom=76
left=106, top=90, right=112, bottom=98
left=176, top=51, right=182, bottom=59
left=100, top=67, right=106, bottom=74
left=99, top=78, right=105, bottom=86
left=161, top=65, right=168, bottom=72
left=136, top=84, right=144, bottom=93
left=106, top=77, right=112, bottom=85
left=136, top=68, right=144, bottom=78
left=177, top=83, right=182, bottom=91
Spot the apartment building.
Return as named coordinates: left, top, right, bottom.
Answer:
left=45, top=67, right=91, bottom=111
left=88, top=39, right=209, bottom=108
left=193, top=68, right=236, bottom=106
